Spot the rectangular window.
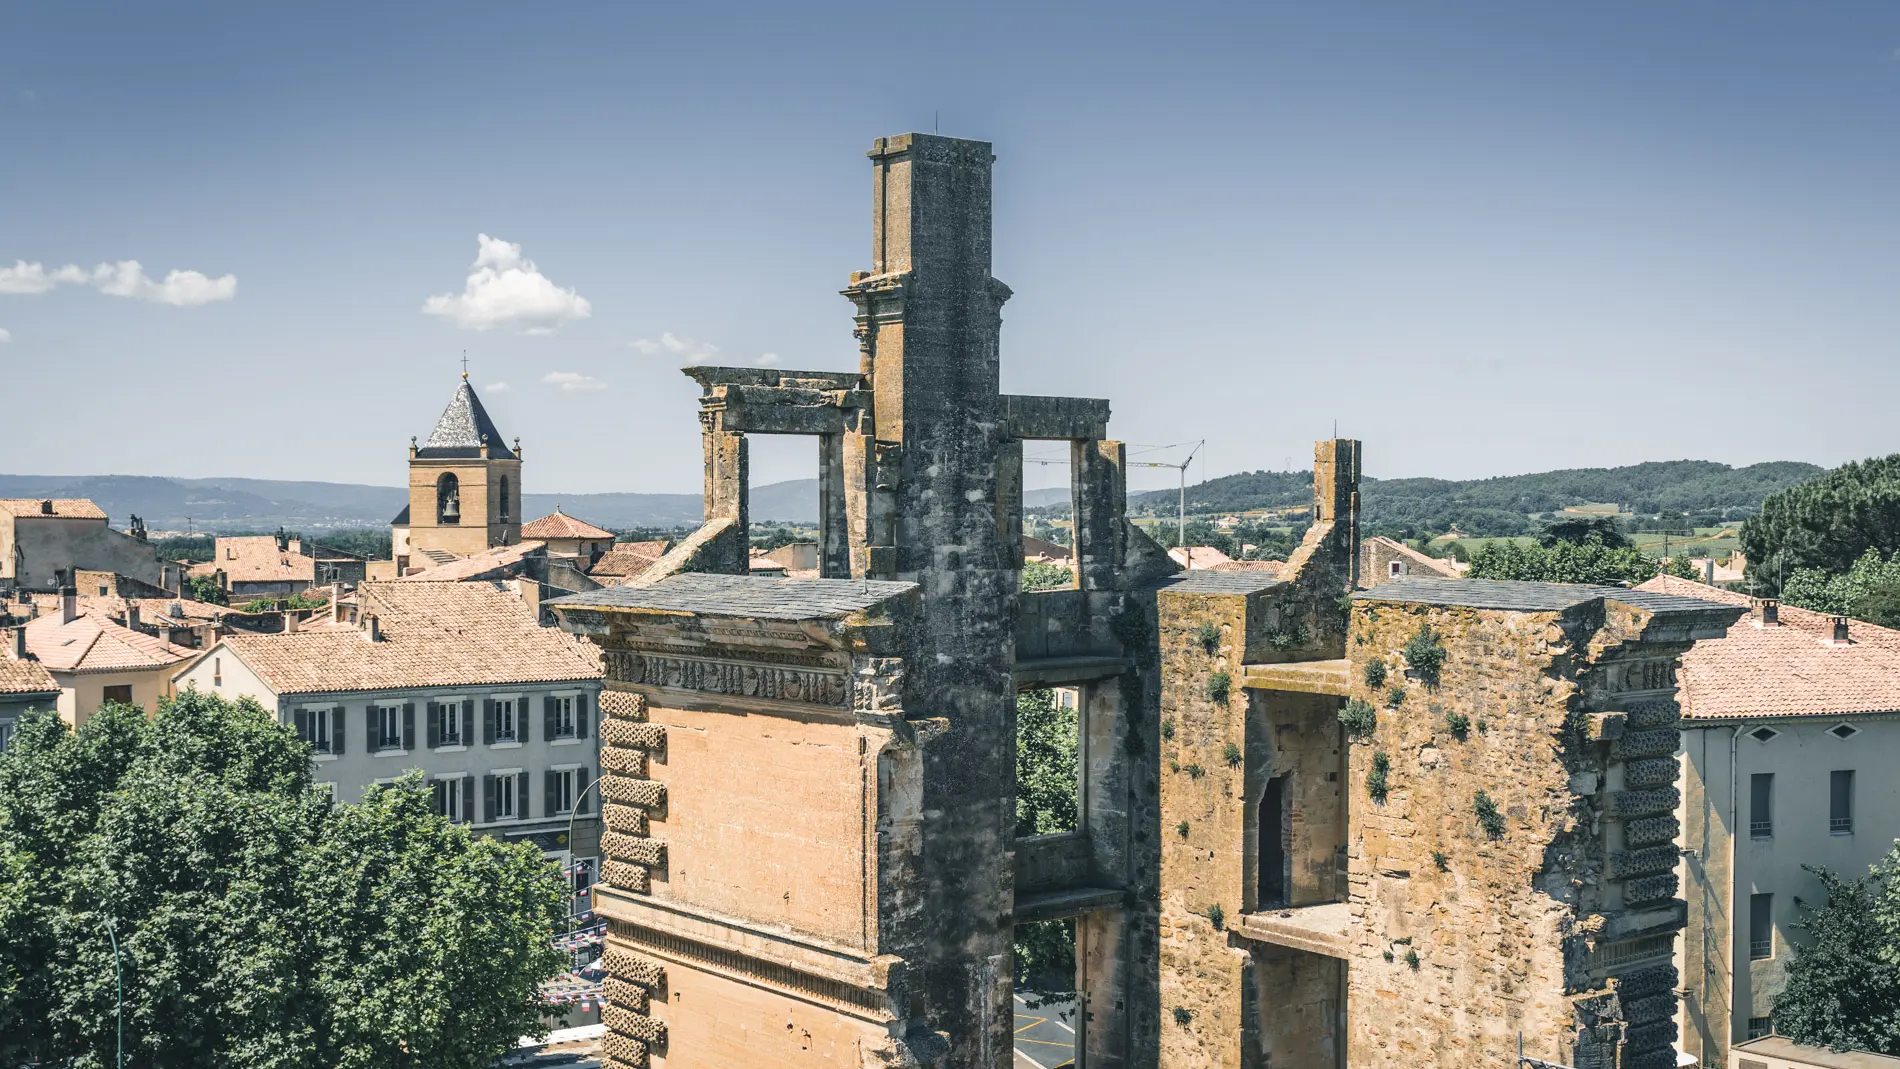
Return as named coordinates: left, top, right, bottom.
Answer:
left=213, top=656, right=222, bottom=687
left=1831, top=770, right=1854, bottom=834
left=0, top=722, right=13, bottom=753
left=435, top=778, right=465, bottom=822
left=102, top=685, right=133, bottom=706
left=1750, top=773, right=1773, bottom=838
left=439, top=702, right=462, bottom=746
left=1750, top=893, right=1774, bottom=959
left=1746, top=1017, right=1773, bottom=1041
left=496, top=699, right=517, bottom=742
left=553, top=696, right=576, bottom=739
left=552, top=768, right=577, bottom=814
left=295, top=708, right=333, bottom=755
left=495, top=774, right=516, bottom=820
left=378, top=705, right=403, bottom=751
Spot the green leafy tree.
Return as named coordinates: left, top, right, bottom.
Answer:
left=0, top=692, right=566, bottom=1069
left=1742, top=455, right=1900, bottom=592
left=1663, top=554, right=1700, bottom=579
left=1466, top=537, right=1664, bottom=586
left=187, top=574, right=227, bottom=605
left=1015, top=689, right=1077, bottom=837
left=1780, top=548, right=1900, bottom=624
left=1020, top=560, right=1074, bottom=593
left=1539, top=516, right=1632, bottom=549
left=1774, top=859, right=1900, bottom=1055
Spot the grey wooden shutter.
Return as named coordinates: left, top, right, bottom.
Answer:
left=544, top=769, right=558, bottom=818
left=461, top=700, right=475, bottom=746
left=482, top=698, right=495, bottom=745
left=483, top=774, right=497, bottom=823
left=544, top=696, right=557, bottom=739
left=575, top=693, right=590, bottom=739
left=293, top=707, right=307, bottom=742
left=575, top=769, right=592, bottom=815
left=402, top=704, right=415, bottom=750
left=431, top=779, right=445, bottom=816
left=426, top=702, right=440, bottom=749
left=519, top=700, right=530, bottom=743
left=330, top=707, right=344, bottom=755
left=461, top=776, right=475, bottom=823
left=365, top=707, right=378, bottom=751
left=517, top=772, right=529, bottom=818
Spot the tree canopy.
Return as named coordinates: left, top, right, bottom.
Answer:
left=1465, top=537, right=1672, bottom=586
left=1779, top=549, right=1900, bottom=626
left=1774, top=853, right=1900, bottom=1055
left=1742, top=455, right=1900, bottom=589
left=0, top=692, right=567, bottom=1069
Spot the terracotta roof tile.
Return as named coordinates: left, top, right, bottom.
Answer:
left=0, top=650, right=60, bottom=695
left=215, top=581, right=599, bottom=695
left=589, top=541, right=670, bottom=577
left=393, top=541, right=544, bottom=583
left=23, top=612, right=197, bottom=673
left=1636, top=575, right=1900, bottom=720
left=521, top=511, right=614, bottom=541
left=1363, top=535, right=1461, bottom=578
left=1207, top=559, right=1286, bottom=576
left=190, top=537, right=316, bottom=585
left=0, top=498, right=107, bottom=520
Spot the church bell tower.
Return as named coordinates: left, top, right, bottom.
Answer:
left=403, top=375, right=522, bottom=562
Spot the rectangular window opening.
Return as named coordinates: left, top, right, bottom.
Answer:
left=1831, top=770, right=1854, bottom=834
left=552, top=696, right=576, bottom=739
left=1747, top=1017, right=1773, bottom=1041
left=1015, top=687, right=1080, bottom=837
left=1750, top=773, right=1773, bottom=838
left=378, top=705, right=403, bottom=751
left=496, top=698, right=517, bottom=742
left=1750, top=893, right=1774, bottom=960
left=1021, top=450, right=1076, bottom=592
left=1012, top=917, right=1077, bottom=1067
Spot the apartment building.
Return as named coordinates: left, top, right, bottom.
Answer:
left=1639, top=576, right=1900, bottom=1067
left=172, top=579, right=604, bottom=866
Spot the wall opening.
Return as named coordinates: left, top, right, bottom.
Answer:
left=1022, top=449, right=1076, bottom=591
left=1017, top=688, right=1080, bottom=836
left=1014, top=918, right=1078, bottom=1068
left=436, top=472, right=461, bottom=525
left=744, top=433, right=820, bottom=572
left=1259, top=774, right=1289, bottom=908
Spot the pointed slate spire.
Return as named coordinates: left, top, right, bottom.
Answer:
left=417, top=380, right=516, bottom=459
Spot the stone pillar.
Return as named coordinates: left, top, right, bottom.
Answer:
left=1311, top=439, right=1360, bottom=527
left=818, top=433, right=851, bottom=578
left=1073, top=440, right=1126, bottom=593
left=842, top=133, right=1018, bottom=1068
left=702, top=424, right=747, bottom=529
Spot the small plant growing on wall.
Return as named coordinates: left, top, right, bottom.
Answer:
left=1207, top=671, right=1231, bottom=703
left=1367, top=751, right=1391, bottom=802
left=1444, top=711, right=1470, bottom=740
left=1382, top=948, right=1394, bottom=962
left=1222, top=741, right=1243, bottom=767
left=1432, top=850, right=1449, bottom=871
left=1338, top=699, right=1377, bottom=739
left=1404, top=948, right=1420, bottom=969
left=1207, top=903, right=1224, bottom=930
left=1169, top=760, right=1181, bottom=774
left=1363, top=659, right=1387, bottom=689
left=1403, top=623, right=1447, bottom=686
left=1177, top=821, right=1190, bottom=837
left=1196, top=620, right=1222, bottom=655
left=1386, top=685, right=1407, bottom=708
left=1186, top=763, right=1205, bottom=779
left=1173, top=1007, right=1193, bottom=1026
left=1161, top=718, right=1175, bottom=740
left=1474, top=790, right=1507, bottom=839
left=1267, top=620, right=1308, bottom=651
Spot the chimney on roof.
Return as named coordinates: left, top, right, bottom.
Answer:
left=1753, top=598, right=1780, bottom=627
left=284, top=609, right=299, bottom=634
left=157, top=624, right=172, bottom=647
left=363, top=614, right=381, bottom=643
left=39, top=500, right=52, bottom=515
left=275, top=528, right=289, bottom=553
left=59, top=575, right=77, bottom=625
left=1704, top=557, right=1716, bottom=584
left=513, top=577, right=541, bottom=617
left=1832, top=615, right=1852, bottom=644
left=126, top=604, right=140, bottom=631
left=11, top=626, right=28, bottom=661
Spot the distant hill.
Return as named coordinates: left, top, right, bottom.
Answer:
left=1117, top=460, right=1826, bottom=537
left=0, top=474, right=821, bottom=531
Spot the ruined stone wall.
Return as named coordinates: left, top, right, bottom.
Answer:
left=1252, top=944, right=1343, bottom=1069
left=1248, top=690, right=1345, bottom=910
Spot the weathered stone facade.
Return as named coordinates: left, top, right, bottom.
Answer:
left=552, top=131, right=1746, bottom=1069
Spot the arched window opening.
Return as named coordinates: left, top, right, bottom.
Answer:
left=498, top=475, right=511, bottom=523
left=437, top=473, right=461, bottom=525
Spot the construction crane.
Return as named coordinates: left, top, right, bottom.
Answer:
left=1023, top=441, right=1204, bottom=550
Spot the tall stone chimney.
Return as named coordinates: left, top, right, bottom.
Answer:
left=59, top=575, right=77, bottom=625
left=9, top=627, right=25, bottom=661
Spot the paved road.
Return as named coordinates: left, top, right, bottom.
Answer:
left=1014, top=992, right=1077, bottom=1069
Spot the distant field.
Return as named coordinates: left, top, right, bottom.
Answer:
left=1557, top=503, right=1624, bottom=516
left=1441, top=527, right=1739, bottom=559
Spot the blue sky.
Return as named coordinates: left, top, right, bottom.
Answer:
left=2, top=3, right=1896, bottom=496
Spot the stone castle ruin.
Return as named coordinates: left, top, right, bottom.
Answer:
left=551, top=133, right=1745, bottom=1069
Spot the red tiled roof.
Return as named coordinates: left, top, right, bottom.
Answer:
left=0, top=650, right=60, bottom=695
left=189, top=537, right=315, bottom=585
left=212, top=581, right=599, bottom=695
left=520, top=511, right=614, bottom=541
left=589, top=541, right=670, bottom=577
left=1168, top=546, right=1233, bottom=569
left=1364, top=535, right=1461, bottom=579
left=23, top=611, right=197, bottom=674
left=1636, top=575, right=1900, bottom=720
left=393, top=541, right=544, bottom=583
left=0, top=498, right=107, bottom=520
left=1207, top=559, right=1286, bottom=576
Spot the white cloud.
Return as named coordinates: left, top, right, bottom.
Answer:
left=630, top=331, right=721, bottom=364
left=88, top=260, right=236, bottom=306
left=485, top=381, right=512, bottom=393
left=423, top=234, right=592, bottom=334
left=0, top=328, right=11, bottom=344
left=756, top=352, right=781, bottom=366
left=542, top=371, right=606, bottom=392
left=0, top=258, right=234, bottom=305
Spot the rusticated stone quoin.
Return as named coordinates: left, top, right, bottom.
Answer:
left=600, top=777, right=665, bottom=809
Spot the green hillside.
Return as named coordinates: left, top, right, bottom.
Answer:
left=1114, top=459, right=1825, bottom=538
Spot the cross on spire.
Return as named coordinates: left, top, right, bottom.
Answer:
left=461, top=351, right=469, bottom=381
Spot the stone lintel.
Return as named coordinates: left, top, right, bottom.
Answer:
left=1014, top=654, right=1131, bottom=688
left=703, top=384, right=870, bottom=436
left=682, top=366, right=863, bottom=393
left=1001, top=394, right=1111, bottom=441
left=1240, top=659, right=1351, bottom=696
left=1231, top=902, right=1352, bottom=960
left=1597, top=900, right=1688, bottom=942
left=595, top=884, right=905, bottom=1023
left=1013, top=886, right=1125, bottom=924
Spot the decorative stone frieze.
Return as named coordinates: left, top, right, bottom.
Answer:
left=603, top=649, right=848, bottom=706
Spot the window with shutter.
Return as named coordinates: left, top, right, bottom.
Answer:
left=402, top=704, right=415, bottom=750
left=575, top=694, right=589, bottom=739
left=426, top=702, right=440, bottom=749
left=544, top=696, right=557, bottom=740
left=483, top=698, right=496, bottom=745
left=461, top=776, right=475, bottom=823
left=516, top=772, right=529, bottom=818
left=330, top=707, right=344, bottom=755
left=544, top=770, right=558, bottom=819
left=461, top=701, right=475, bottom=747
left=483, top=775, right=497, bottom=823
left=365, top=707, right=379, bottom=751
